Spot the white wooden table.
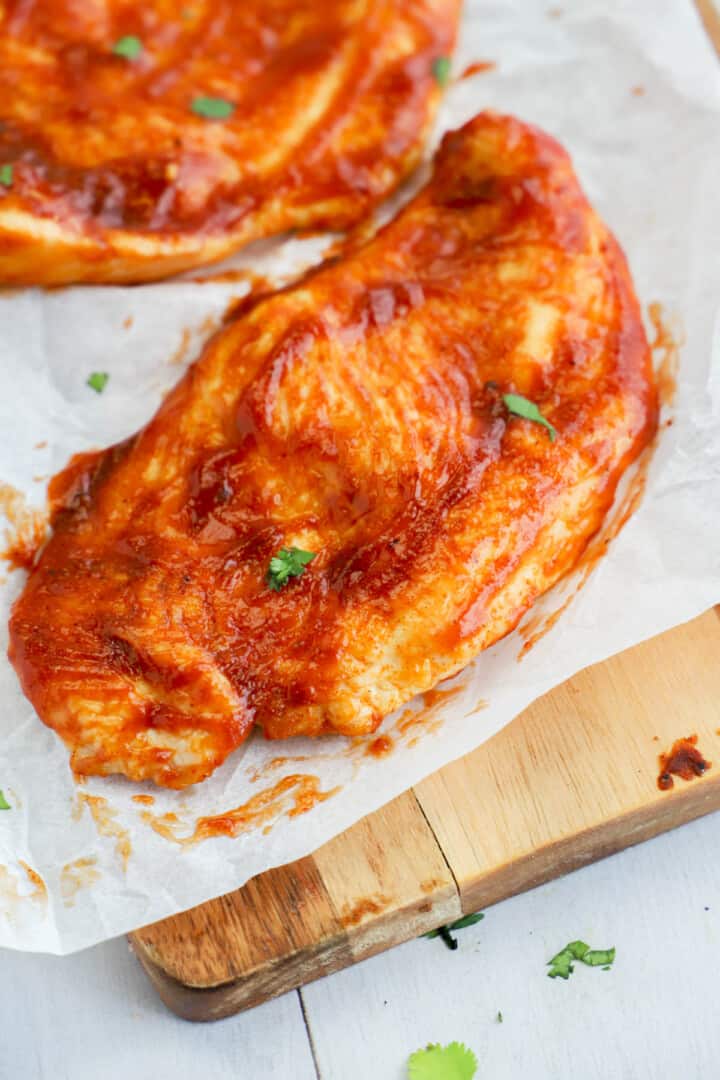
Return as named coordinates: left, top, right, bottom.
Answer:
left=3, top=809, right=719, bottom=1079
left=2, top=2, right=718, bottom=1076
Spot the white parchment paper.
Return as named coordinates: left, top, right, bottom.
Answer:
left=0, top=0, right=718, bottom=953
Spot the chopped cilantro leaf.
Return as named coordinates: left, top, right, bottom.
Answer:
left=113, top=35, right=143, bottom=60
left=584, top=947, right=616, bottom=967
left=87, top=372, right=110, bottom=394
left=0, top=163, right=13, bottom=188
left=566, top=940, right=590, bottom=960
left=423, top=911, right=484, bottom=950
left=448, top=912, right=485, bottom=931
left=503, top=392, right=557, bottom=442
left=432, top=56, right=452, bottom=87
left=266, top=546, right=316, bottom=591
left=191, top=96, right=235, bottom=120
left=408, top=1041, right=477, bottom=1080
left=547, top=948, right=575, bottom=980
left=0, top=790, right=10, bottom=810
left=548, top=940, right=616, bottom=979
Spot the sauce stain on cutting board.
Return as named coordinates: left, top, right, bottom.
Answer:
left=657, top=735, right=711, bottom=791
left=341, top=893, right=393, bottom=928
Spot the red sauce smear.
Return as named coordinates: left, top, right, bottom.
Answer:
left=366, top=734, right=394, bottom=757
left=189, top=269, right=273, bottom=290
left=647, top=301, right=681, bottom=410
left=657, top=735, right=711, bottom=791
left=19, top=861, right=47, bottom=901
left=422, top=685, right=463, bottom=709
left=143, top=773, right=339, bottom=844
left=0, top=483, right=47, bottom=570
left=395, top=686, right=459, bottom=738
left=460, top=60, right=496, bottom=79
left=75, top=793, right=132, bottom=868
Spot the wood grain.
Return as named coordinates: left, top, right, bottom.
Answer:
left=696, top=0, right=720, bottom=51
left=130, top=609, right=720, bottom=1020
left=416, top=609, right=720, bottom=914
left=132, top=790, right=459, bottom=1020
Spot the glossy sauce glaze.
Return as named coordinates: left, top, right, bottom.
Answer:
left=0, top=0, right=459, bottom=283
left=9, top=112, right=657, bottom=788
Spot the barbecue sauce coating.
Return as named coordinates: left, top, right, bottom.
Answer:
left=9, top=113, right=657, bottom=787
left=0, top=0, right=459, bottom=283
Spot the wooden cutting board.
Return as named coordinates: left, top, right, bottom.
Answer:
left=129, top=0, right=720, bottom=1022
left=130, top=608, right=720, bottom=1020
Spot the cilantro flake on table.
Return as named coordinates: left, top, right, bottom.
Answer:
left=0, top=790, right=10, bottom=810
left=547, top=940, right=616, bottom=979
left=408, top=1041, right=478, bottom=1080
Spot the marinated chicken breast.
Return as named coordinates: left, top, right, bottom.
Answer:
left=9, top=113, right=657, bottom=788
left=0, top=0, right=458, bottom=285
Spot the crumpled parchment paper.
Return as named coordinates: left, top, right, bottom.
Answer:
left=0, top=0, right=718, bottom=953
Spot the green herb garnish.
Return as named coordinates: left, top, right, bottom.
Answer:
left=266, top=547, right=316, bottom=591
left=408, top=1042, right=477, bottom=1080
left=496, top=1010, right=503, bottom=1023
left=113, top=35, right=143, bottom=60
left=0, top=164, right=13, bottom=188
left=424, top=911, right=484, bottom=950
left=547, top=940, right=615, bottom=979
left=87, top=372, right=110, bottom=394
left=191, top=96, right=235, bottom=120
left=0, top=790, right=10, bottom=811
left=432, top=56, right=452, bottom=87
left=503, top=392, right=557, bottom=442
left=584, top=947, right=617, bottom=967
